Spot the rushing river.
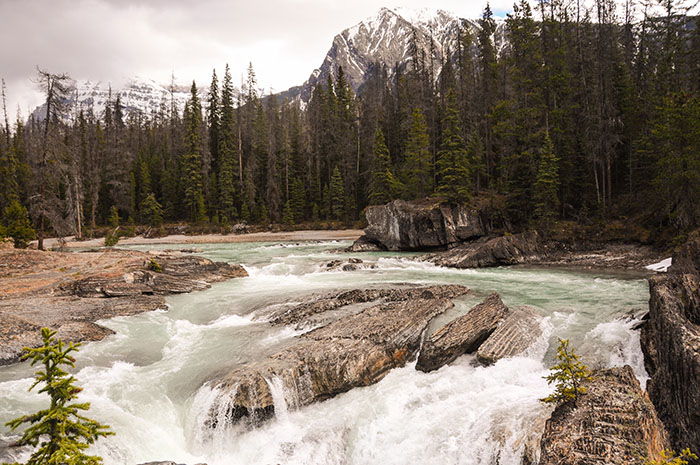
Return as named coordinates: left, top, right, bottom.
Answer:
left=0, top=241, right=651, bottom=465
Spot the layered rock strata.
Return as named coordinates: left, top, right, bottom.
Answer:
left=641, top=232, right=700, bottom=453
left=476, top=305, right=544, bottom=365
left=538, top=366, right=670, bottom=465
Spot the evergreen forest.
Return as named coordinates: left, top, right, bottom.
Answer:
left=1, top=0, right=700, bottom=249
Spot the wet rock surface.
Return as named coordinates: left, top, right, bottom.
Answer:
left=641, top=232, right=700, bottom=453
left=428, top=231, right=544, bottom=269
left=357, top=198, right=487, bottom=251
left=0, top=248, right=247, bottom=366
left=416, top=293, right=511, bottom=372
left=209, top=285, right=470, bottom=426
left=539, top=366, right=670, bottom=465
left=476, top=305, right=544, bottom=365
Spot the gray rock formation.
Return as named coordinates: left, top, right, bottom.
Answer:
left=356, top=198, right=487, bottom=251
left=207, top=285, right=470, bottom=426
left=538, top=366, right=670, bottom=465
left=641, top=232, right=700, bottom=454
left=429, top=231, right=543, bottom=268
left=476, top=305, right=543, bottom=365
left=416, top=293, right=510, bottom=372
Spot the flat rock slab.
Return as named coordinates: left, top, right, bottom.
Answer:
left=209, top=285, right=469, bottom=426
left=539, top=366, right=670, bottom=465
left=416, top=293, right=511, bottom=372
left=477, top=305, right=543, bottom=365
left=429, top=231, right=543, bottom=269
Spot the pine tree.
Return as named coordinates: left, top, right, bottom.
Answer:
left=533, top=132, right=560, bottom=230
left=5, top=328, right=113, bottom=465
left=282, top=200, right=294, bottom=227
left=402, top=108, right=433, bottom=199
left=290, top=177, right=306, bottom=223
left=182, top=81, right=207, bottom=223
left=436, top=89, right=470, bottom=202
left=369, top=128, right=399, bottom=205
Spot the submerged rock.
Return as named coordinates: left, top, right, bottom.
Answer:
left=416, top=293, right=510, bottom=372
left=641, top=232, right=700, bottom=453
left=539, top=366, right=670, bottom=465
left=208, top=285, right=470, bottom=426
left=477, top=306, right=544, bottom=365
left=356, top=198, right=487, bottom=251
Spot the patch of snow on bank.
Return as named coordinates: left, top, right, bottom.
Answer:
left=645, top=257, right=672, bottom=272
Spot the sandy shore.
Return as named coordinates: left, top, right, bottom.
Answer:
left=36, top=229, right=364, bottom=249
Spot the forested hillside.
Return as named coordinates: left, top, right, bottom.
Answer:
left=1, top=1, right=699, bottom=249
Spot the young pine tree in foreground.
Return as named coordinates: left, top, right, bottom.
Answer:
left=5, top=328, right=112, bottom=465
left=541, top=338, right=591, bottom=407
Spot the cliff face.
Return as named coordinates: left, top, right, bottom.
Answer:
left=641, top=233, right=700, bottom=453
left=538, top=366, right=670, bottom=465
left=361, top=199, right=487, bottom=251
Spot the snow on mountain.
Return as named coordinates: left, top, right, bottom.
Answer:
left=32, top=76, right=207, bottom=122
left=281, top=6, right=493, bottom=103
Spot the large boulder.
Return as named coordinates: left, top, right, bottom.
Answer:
left=207, top=285, right=470, bottom=426
left=358, top=198, right=487, bottom=251
left=539, top=366, right=670, bottom=465
left=476, top=305, right=544, bottom=365
left=416, top=293, right=511, bottom=372
left=430, top=231, right=544, bottom=269
left=641, top=232, right=700, bottom=453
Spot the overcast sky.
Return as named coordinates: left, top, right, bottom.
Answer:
left=0, top=0, right=523, bottom=118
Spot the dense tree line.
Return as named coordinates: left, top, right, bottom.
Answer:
left=1, top=1, right=699, bottom=248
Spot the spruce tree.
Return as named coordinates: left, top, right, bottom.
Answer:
left=138, top=193, right=164, bottom=227
left=533, top=132, right=560, bottom=231
left=5, top=328, right=113, bottom=465
left=436, top=89, right=471, bottom=203
left=2, top=200, right=35, bottom=248
left=329, top=165, right=345, bottom=220
left=402, top=108, right=433, bottom=199
left=218, top=65, right=238, bottom=223
left=182, top=81, right=207, bottom=223
left=369, top=128, right=399, bottom=205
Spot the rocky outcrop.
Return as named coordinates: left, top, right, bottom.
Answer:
left=641, top=232, right=700, bottom=453
left=348, top=235, right=386, bottom=252
left=416, top=293, right=510, bottom=372
left=539, top=366, right=670, bottom=465
left=323, top=258, right=376, bottom=272
left=356, top=198, right=487, bottom=251
left=476, top=306, right=544, bottom=365
left=208, top=285, right=470, bottom=426
left=429, top=231, right=543, bottom=269
left=0, top=249, right=247, bottom=366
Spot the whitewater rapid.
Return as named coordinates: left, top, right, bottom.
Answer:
left=0, top=241, right=650, bottom=465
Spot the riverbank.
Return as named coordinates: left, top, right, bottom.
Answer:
left=35, top=229, right=364, bottom=249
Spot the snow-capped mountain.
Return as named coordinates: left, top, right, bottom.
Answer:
left=281, top=7, right=503, bottom=102
left=31, top=77, right=204, bottom=122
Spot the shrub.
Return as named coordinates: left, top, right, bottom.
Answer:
left=646, top=449, right=698, bottom=465
left=4, top=328, right=112, bottom=465
left=104, top=228, right=119, bottom=247
left=541, top=338, right=592, bottom=407
left=2, top=200, right=35, bottom=248
left=148, top=258, right=162, bottom=273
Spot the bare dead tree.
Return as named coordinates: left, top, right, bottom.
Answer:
left=34, top=68, right=71, bottom=250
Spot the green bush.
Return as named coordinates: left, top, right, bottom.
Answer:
left=4, top=328, right=112, bottom=465
left=104, top=228, right=119, bottom=247
left=148, top=258, right=162, bottom=273
left=646, top=449, right=698, bottom=465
